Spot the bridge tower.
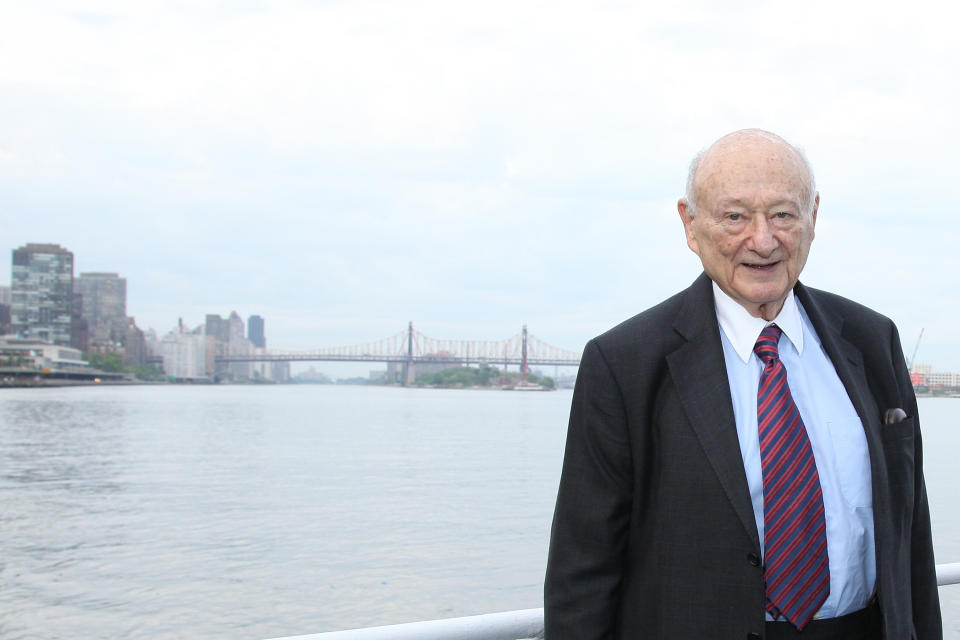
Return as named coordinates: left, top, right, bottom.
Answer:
left=521, top=324, right=528, bottom=385
left=402, top=321, right=415, bottom=386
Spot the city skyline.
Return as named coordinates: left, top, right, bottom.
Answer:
left=3, top=239, right=956, bottom=377
left=3, top=3, right=959, bottom=371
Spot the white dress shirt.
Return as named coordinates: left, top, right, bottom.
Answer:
left=713, top=282, right=876, bottom=619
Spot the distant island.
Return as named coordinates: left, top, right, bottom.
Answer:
left=413, top=366, right=555, bottom=390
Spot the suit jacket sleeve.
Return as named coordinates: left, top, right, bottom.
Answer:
left=891, top=323, right=943, bottom=639
left=544, top=339, right=634, bottom=640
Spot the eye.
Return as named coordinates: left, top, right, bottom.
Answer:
left=774, top=211, right=791, bottom=218
left=727, top=213, right=742, bottom=221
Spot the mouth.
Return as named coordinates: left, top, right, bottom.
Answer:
left=742, top=260, right=781, bottom=273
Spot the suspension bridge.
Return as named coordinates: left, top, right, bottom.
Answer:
left=215, top=323, right=582, bottom=385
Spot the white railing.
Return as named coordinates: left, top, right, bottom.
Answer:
left=271, top=608, right=544, bottom=640
left=937, top=561, right=960, bottom=586
left=269, top=563, right=960, bottom=640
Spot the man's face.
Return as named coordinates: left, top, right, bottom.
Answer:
left=678, top=136, right=817, bottom=320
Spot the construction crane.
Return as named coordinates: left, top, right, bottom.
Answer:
left=908, top=328, right=924, bottom=371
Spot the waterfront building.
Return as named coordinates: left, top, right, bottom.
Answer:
left=203, top=333, right=223, bottom=378
left=203, top=314, right=229, bottom=378
left=0, top=335, right=89, bottom=372
left=0, top=285, right=10, bottom=305
left=249, top=347, right=277, bottom=381
left=203, top=311, right=274, bottom=381
left=197, top=311, right=276, bottom=382
left=924, top=371, right=960, bottom=388
left=227, top=311, right=252, bottom=380
left=143, top=328, right=160, bottom=359
left=227, top=339, right=253, bottom=380
left=160, top=323, right=207, bottom=379
left=248, top=315, right=265, bottom=348
left=246, top=353, right=289, bottom=382
left=75, top=273, right=128, bottom=349
left=123, top=318, right=147, bottom=368
left=10, top=243, right=77, bottom=347
left=911, top=363, right=960, bottom=390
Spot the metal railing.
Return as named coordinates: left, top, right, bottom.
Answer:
left=272, top=608, right=544, bottom=640
left=939, top=562, right=960, bottom=586
left=269, top=562, right=960, bottom=640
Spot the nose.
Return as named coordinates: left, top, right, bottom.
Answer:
left=747, top=216, right=778, bottom=255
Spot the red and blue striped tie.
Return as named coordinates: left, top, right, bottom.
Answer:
left=755, top=324, right=829, bottom=629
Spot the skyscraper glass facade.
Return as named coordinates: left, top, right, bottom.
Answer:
left=11, top=243, right=75, bottom=346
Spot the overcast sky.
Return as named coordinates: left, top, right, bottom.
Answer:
left=2, top=0, right=958, bottom=372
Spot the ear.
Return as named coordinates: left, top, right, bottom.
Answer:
left=677, top=198, right=701, bottom=256
left=810, top=192, right=819, bottom=241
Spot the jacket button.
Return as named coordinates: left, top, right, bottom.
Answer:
left=747, top=553, right=761, bottom=567
left=747, top=634, right=762, bottom=640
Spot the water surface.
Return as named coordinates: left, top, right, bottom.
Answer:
left=0, top=386, right=957, bottom=638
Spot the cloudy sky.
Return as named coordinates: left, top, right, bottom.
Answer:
left=2, top=0, right=958, bottom=372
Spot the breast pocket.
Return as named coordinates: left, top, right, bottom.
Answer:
left=881, top=416, right=915, bottom=442
left=827, top=417, right=872, bottom=508
left=880, top=417, right=916, bottom=505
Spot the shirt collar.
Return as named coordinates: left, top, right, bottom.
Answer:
left=712, top=281, right=805, bottom=364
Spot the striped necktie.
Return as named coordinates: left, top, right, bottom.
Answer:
left=755, top=324, right=830, bottom=629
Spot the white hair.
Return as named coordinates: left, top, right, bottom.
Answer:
left=683, top=131, right=817, bottom=217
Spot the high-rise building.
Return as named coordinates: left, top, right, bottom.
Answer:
left=124, top=317, right=147, bottom=368
left=75, top=273, right=127, bottom=347
left=204, top=314, right=230, bottom=343
left=202, top=311, right=274, bottom=381
left=228, top=311, right=245, bottom=343
left=11, top=243, right=76, bottom=346
left=203, top=314, right=230, bottom=379
left=247, top=315, right=265, bottom=348
left=0, top=286, right=11, bottom=335
left=227, top=311, right=250, bottom=380
left=71, top=290, right=89, bottom=353
left=0, top=304, right=10, bottom=336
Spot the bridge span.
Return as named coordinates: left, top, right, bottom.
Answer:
left=216, top=323, right=582, bottom=384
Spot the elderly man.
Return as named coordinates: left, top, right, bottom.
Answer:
left=544, top=130, right=941, bottom=639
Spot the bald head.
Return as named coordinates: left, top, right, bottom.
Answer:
left=684, top=129, right=817, bottom=217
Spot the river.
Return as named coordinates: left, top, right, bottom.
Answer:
left=0, top=386, right=957, bottom=639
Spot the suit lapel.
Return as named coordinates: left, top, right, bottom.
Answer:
left=793, top=284, right=872, bottom=419
left=666, top=274, right=760, bottom=548
left=794, top=283, right=890, bottom=560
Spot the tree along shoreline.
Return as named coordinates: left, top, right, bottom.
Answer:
left=84, top=351, right=166, bottom=380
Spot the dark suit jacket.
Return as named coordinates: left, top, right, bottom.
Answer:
left=544, top=273, right=941, bottom=639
